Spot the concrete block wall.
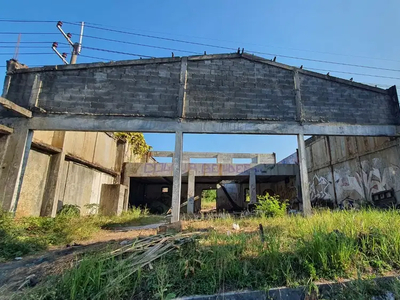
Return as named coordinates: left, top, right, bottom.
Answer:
left=300, top=75, right=399, bottom=125
left=306, top=136, right=400, bottom=206
left=5, top=54, right=398, bottom=126
left=20, top=62, right=181, bottom=117
left=185, top=59, right=297, bottom=121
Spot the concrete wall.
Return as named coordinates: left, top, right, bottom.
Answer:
left=12, top=130, right=131, bottom=216
left=5, top=54, right=399, bottom=126
left=60, top=161, right=114, bottom=215
left=306, top=136, right=400, bottom=206
left=16, top=150, right=51, bottom=217
left=64, top=132, right=117, bottom=170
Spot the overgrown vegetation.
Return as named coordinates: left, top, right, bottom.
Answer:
left=254, top=193, right=288, bottom=217
left=201, top=189, right=217, bottom=210
left=15, top=209, right=400, bottom=299
left=114, top=132, right=152, bottom=157
left=0, top=207, right=160, bottom=262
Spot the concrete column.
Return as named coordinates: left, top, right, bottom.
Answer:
left=187, top=170, right=195, bottom=214
left=297, top=134, right=312, bottom=216
left=41, top=152, right=66, bottom=216
left=249, top=169, right=257, bottom=204
left=217, top=154, right=231, bottom=164
left=0, top=122, right=33, bottom=213
left=40, top=132, right=66, bottom=216
left=171, top=131, right=183, bottom=222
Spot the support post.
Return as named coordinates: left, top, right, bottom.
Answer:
left=297, top=133, right=312, bottom=216
left=187, top=170, right=195, bottom=214
left=171, top=131, right=183, bottom=222
left=249, top=169, right=257, bottom=204
left=0, top=122, right=32, bottom=213
left=40, top=132, right=66, bottom=216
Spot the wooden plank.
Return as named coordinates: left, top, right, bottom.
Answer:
left=0, top=124, right=13, bottom=135
left=0, top=97, right=32, bottom=118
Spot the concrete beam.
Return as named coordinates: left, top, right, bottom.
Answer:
left=0, top=97, right=32, bottom=118
left=171, top=131, right=183, bottom=222
left=297, top=134, right=311, bottom=216
left=187, top=170, right=195, bottom=214
left=124, top=163, right=298, bottom=178
left=0, top=124, right=13, bottom=135
left=8, top=115, right=399, bottom=136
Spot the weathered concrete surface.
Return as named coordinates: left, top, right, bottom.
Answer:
left=0, top=123, right=32, bottom=212
left=174, top=276, right=400, bottom=300
left=61, top=161, right=114, bottom=215
left=125, top=163, right=298, bottom=177
left=307, top=136, right=400, bottom=206
left=187, top=170, right=195, bottom=214
left=152, top=151, right=276, bottom=164
left=16, top=150, right=50, bottom=217
left=99, top=184, right=128, bottom=216
left=172, top=132, right=183, bottom=222
left=298, top=134, right=311, bottom=216
left=3, top=53, right=399, bottom=130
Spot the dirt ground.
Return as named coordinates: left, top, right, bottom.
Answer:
left=0, top=227, right=160, bottom=298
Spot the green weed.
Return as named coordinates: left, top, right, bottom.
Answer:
left=14, top=209, right=400, bottom=299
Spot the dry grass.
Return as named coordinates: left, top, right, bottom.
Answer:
left=14, top=209, right=400, bottom=300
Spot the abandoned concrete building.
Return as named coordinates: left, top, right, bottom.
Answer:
left=125, top=151, right=299, bottom=213
left=0, top=52, right=399, bottom=221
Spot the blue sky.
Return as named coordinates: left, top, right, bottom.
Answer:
left=1, top=1, right=399, bottom=161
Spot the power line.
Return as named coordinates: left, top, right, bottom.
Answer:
left=80, top=54, right=113, bottom=61
left=0, top=32, right=79, bottom=35
left=83, top=24, right=400, bottom=73
left=82, top=21, right=400, bottom=63
left=84, top=46, right=152, bottom=58
left=0, top=52, right=51, bottom=55
left=0, top=41, right=68, bottom=44
left=0, top=46, right=69, bottom=49
left=304, top=67, right=400, bottom=80
left=0, top=19, right=398, bottom=64
left=84, top=35, right=199, bottom=54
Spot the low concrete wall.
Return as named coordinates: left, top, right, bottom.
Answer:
left=60, top=161, right=114, bottom=215
left=100, top=184, right=128, bottom=216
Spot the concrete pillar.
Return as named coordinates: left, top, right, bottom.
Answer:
left=171, top=131, right=183, bottom=222
left=217, top=154, right=232, bottom=164
left=0, top=122, right=33, bottom=213
left=297, top=134, right=312, bottom=216
left=41, top=132, right=66, bottom=217
left=249, top=169, right=257, bottom=204
left=187, top=170, right=195, bottom=214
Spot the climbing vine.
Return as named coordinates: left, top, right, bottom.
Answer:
left=114, top=132, right=152, bottom=157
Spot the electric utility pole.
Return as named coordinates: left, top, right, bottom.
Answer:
left=52, top=21, right=84, bottom=64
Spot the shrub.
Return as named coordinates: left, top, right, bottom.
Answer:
left=57, top=204, right=81, bottom=218
left=255, top=193, right=288, bottom=217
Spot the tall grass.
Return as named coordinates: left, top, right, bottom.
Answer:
left=0, top=207, right=158, bottom=261
left=16, top=209, right=400, bottom=299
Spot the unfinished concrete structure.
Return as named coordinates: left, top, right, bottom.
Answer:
left=1, top=52, right=399, bottom=221
left=124, top=151, right=298, bottom=213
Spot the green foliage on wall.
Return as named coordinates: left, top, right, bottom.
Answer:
left=114, top=132, right=152, bottom=157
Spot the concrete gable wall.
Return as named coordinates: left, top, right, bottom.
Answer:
left=5, top=54, right=398, bottom=126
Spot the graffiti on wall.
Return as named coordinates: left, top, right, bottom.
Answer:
left=309, top=157, right=400, bottom=205
left=309, top=174, right=334, bottom=201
